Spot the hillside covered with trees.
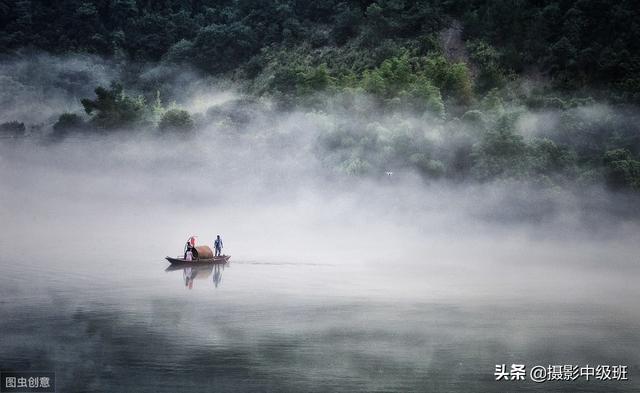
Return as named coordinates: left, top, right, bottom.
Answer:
left=1, top=0, right=639, bottom=190
left=2, top=0, right=638, bottom=97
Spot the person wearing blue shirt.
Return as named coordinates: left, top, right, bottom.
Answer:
left=214, top=235, right=223, bottom=256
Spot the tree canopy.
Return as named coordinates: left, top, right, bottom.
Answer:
left=1, top=1, right=638, bottom=100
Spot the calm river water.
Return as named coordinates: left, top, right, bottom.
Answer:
left=0, top=239, right=638, bottom=392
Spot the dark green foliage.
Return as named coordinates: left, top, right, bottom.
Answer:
left=354, top=53, right=472, bottom=116
left=81, top=83, right=146, bottom=129
left=604, top=148, right=632, bottom=164
left=311, top=102, right=638, bottom=189
left=193, top=23, right=257, bottom=73
left=163, top=39, right=195, bottom=64
left=461, top=110, right=485, bottom=126
left=471, top=115, right=527, bottom=180
left=466, top=40, right=507, bottom=93
left=361, top=54, right=445, bottom=116
left=468, top=113, right=580, bottom=183
left=263, top=61, right=334, bottom=99
left=158, top=109, right=194, bottom=132
left=332, top=3, right=362, bottom=45
left=410, top=154, right=445, bottom=178
left=52, top=113, right=85, bottom=135
left=455, top=0, right=640, bottom=99
left=0, top=121, right=26, bottom=137
left=528, top=138, right=576, bottom=176
left=1, top=0, right=637, bottom=100
left=423, top=54, right=473, bottom=106
left=2, top=0, right=640, bottom=192
left=603, top=149, right=640, bottom=190
left=525, top=96, right=568, bottom=110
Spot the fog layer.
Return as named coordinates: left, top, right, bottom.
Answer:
left=1, top=55, right=640, bottom=306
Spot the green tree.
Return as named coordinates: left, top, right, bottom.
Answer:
left=163, top=39, right=194, bottom=64
left=0, top=121, right=26, bottom=137
left=193, top=23, right=257, bottom=73
left=333, top=3, right=361, bottom=45
left=158, top=109, right=194, bottom=132
left=52, top=113, right=84, bottom=135
left=361, top=54, right=445, bottom=116
left=471, top=115, right=527, bottom=180
left=81, top=83, right=146, bottom=129
left=423, top=55, right=473, bottom=102
left=603, top=149, right=640, bottom=190
left=528, top=138, right=576, bottom=176
left=295, top=64, right=334, bottom=95
left=410, top=153, right=445, bottom=178
left=401, top=77, right=445, bottom=117
left=467, top=40, right=507, bottom=93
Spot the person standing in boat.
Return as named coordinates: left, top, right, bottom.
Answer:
left=184, top=236, right=197, bottom=260
left=214, top=235, right=223, bottom=256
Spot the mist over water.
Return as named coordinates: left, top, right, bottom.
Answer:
left=1, top=55, right=640, bottom=392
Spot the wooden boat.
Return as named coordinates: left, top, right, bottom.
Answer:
left=165, top=255, right=231, bottom=265
left=166, top=245, right=230, bottom=265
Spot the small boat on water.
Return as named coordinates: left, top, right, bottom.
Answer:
left=166, top=245, right=230, bottom=265
left=165, top=255, right=231, bottom=265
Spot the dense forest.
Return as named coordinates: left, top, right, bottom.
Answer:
left=1, top=0, right=639, bottom=190
left=2, top=0, right=638, bottom=96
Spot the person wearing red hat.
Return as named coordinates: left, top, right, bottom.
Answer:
left=184, top=236, right=197, bottom=260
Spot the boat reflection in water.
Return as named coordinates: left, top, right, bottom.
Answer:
left=165, top=262, right=227, bottom=289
